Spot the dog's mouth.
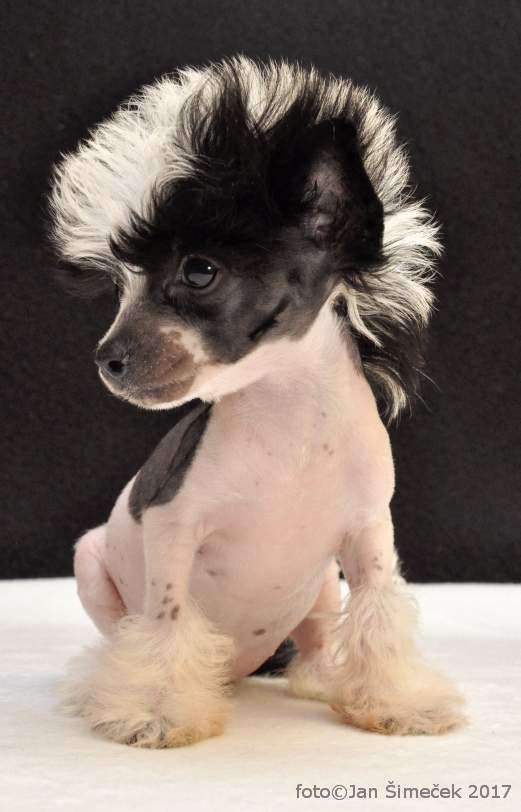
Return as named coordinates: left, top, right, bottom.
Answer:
left=98, top=367, right=198, bottom=408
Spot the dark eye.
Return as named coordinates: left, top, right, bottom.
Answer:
left=181, top=256, right=218, bottom=289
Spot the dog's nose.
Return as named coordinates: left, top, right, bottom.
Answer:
left=95, top=341, right=129, bottom=380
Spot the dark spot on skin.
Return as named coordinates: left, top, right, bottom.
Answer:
left=166, top=583, right=172, bottom=590
left=321, top=411, right=327, bottom=418
left=118, top=577, right=124, bottom=585
left=254, top=480, right=260, bottom=486
left=322, top=443, right=329, bottom=451
left=328, top=449, right=334, bottom=456
left=151, top=579, right=156, bottom=586
left=206, top=569, right=219, bottom=577
left=170, top=605, right=180, bottom=620
left=273, top=585, right=282, bottom=590
left=267, top=450, right=273, bottom=457
left=162, top=596, right=173, bottom=604
left=333, top=295, right=349, bottom=319
left=157, top=611, right=165, bottom=620
left=374, top=564, right=383, bottom=571
left=253, top=628, right=266, bottom=636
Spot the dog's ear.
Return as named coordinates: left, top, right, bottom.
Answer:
left=273, top=118, right=383, bottom=259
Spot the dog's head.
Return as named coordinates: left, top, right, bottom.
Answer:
left=49, top=58, right=439, bottom=417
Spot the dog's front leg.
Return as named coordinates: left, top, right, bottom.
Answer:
left=329, top=512, right=465, bottom=735
left=61, top=508, right=235, bottom=748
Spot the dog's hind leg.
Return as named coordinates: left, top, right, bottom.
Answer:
left=287, top=560, right=343, bottom=701
left=73, top=525, right=126, bottom=637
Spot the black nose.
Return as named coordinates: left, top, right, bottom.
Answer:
left=95, top=341, right=129, bottom=379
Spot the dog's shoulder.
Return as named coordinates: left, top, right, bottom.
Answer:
left=128, top=399, right=212, bottom=521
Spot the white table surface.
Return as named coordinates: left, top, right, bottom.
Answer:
left=1, top=578, right=520, bottom=811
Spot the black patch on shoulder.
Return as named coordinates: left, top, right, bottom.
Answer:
left=129, top=399, right=212, bottom=521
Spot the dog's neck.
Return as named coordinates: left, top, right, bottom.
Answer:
left=196, top=297, right=366, bottom=415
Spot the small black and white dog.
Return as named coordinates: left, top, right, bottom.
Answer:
left=50, top=57, right=465, bottom=747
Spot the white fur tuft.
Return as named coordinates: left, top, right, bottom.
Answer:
left=59, top=601, right=235, bottom=747
left=328, top=583, right=466, bottom=735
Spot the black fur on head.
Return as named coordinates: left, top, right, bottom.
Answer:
left=50, top=57, right=439, bottom=418
left=111, top=65, right=383, bottom=263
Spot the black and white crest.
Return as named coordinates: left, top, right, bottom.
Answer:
left=49, top=56, right=440, bottom=419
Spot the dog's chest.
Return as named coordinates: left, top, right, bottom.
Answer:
left=204, top=411, right=347, bottom=545
left=183, top=380, right=387, bottom=567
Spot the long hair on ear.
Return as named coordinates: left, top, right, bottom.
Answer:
left=49, top=56, right=440, bottom=419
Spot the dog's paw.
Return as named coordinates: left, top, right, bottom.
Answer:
left=330, top=686, right=466, bottom=735
left=61, top=666, right=229, bottom=748
left=94, top=715, right=224, bottom=748
left=59, top=612, right=234, bottom=748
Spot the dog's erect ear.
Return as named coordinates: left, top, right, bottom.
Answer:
left=273, top=118, right=383, bottom=259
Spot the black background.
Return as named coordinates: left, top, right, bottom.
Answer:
left=1, top=0, right=520, bottom=581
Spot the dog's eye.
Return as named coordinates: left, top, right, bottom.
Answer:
left=180, top=256, right=218, bottom=289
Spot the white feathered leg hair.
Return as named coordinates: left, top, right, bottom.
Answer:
left=60, top=511, right=235, bottom=748
left=59, top=600, right=235, bottom=747
left=328, top=513, right=466, bottom=734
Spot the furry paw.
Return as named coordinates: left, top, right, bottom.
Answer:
left=59, top=610, right=234, bottom=748
left=330, top=682, right=466, bottom=735
left=327, top=582, right=467, bottom=735
left=62, top=663, right=229, bottom=748
left=94, top=716, right=224, bottom=748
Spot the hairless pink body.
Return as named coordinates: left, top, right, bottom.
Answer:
left=53, top=58, right=465, bottom=747
left=77, top=307, right=393, bottom=678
